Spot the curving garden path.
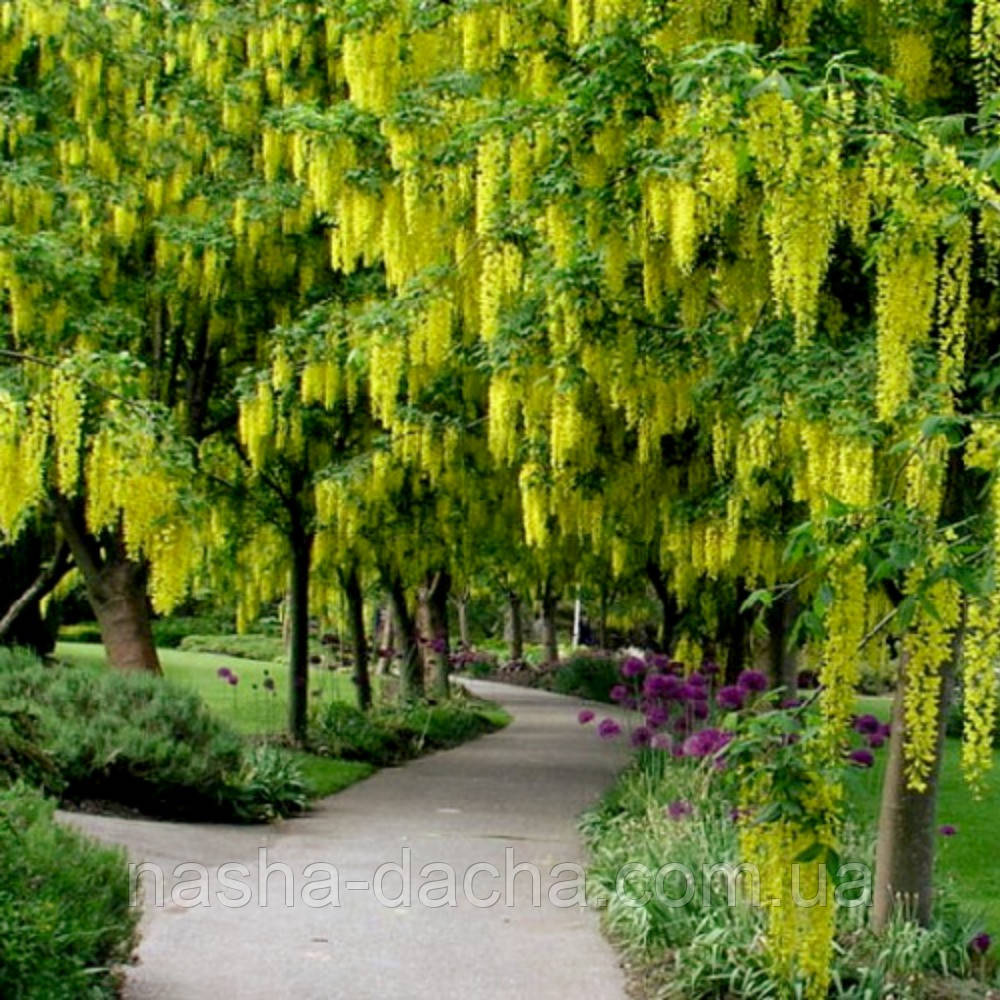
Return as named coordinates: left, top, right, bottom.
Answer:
left=62, top=680, right=629, bottom=1000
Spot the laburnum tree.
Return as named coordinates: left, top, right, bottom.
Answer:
left=4, top=2, right=1000, bottom=995
left=286, top=2, right=1000, bottom=996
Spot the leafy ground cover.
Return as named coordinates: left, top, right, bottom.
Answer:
left=0, top=783, right=139, bottom=1000
left=584, top=751, right=997, bottom=999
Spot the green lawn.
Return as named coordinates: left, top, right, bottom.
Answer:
left=56, top=641, right=358, bottom=736
left=851, top=694, right=1000, bottom=936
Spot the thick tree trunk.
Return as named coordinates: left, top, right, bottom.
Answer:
left=389, top=577, right=423, bottom=702
left=507, top=591, right=524, bottom=663
left=343, top=565, right=371, bottom=711
left=646, top=560, right=679, bottom=653
left=541, top=583, right=559, bottom=664
left=287, top=523, right=314, bottom=744
left=425, top=570, right=452, bottom=699
left=92, top=559, right=162, bottom=674
left=55, top=499, right=161, bottom=674
left=872, top=633, right=960, bottom=931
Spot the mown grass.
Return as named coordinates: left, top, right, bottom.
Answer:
left=56, top=642, right=356, bottom=736
left=846, top=693, right=1000, bottom=937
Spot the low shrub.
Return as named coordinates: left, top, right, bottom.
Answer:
left=57, top=622, right=103, bottom=644
left=0, top=648, right=307, bottom=822
left=310, top=698, right=505, bottom=767
left=179, top=633, right=286, bottom=662
left=151, top=615, right=235, bottom=649
left=544, top=650, right=622, bottom=702
left=0, top=783, right=139, bottom=999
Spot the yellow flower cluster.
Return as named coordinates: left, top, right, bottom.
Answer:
left=902, top=563, right=961, bottom=792
left=820, top=558, right=867, bottom=756
left=50, top=371, right=83, bottom=497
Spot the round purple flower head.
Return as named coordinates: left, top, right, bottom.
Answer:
left=848, top=748, right=874, bottom=768
left=666, top=800, right=694, bottom=821
left=597, top=718, right=622, bottom=741
left=217, top=667, right=232, bottom=680
left=621, top=657, right=647, bottom=679
left=687, top=672, right=708, bottom=688
left=262, top=676, right=276, bottom=692
left=692, top=701, right=709, bottom=720
left=683, top=727, right=731, bottom=759
left=867, top=732, right=887, bottom=749
left=737, top=670, right=768, bottom=693
left=852, top=714, right=881, bottom=736
left=227, top=674, right=239, bottom=687
left=578, top=709, right=596, bottom=725
left=938, top=824, right=958, bottom=837
left=650, top=733, right=672, bottom=751
left=701, top=660, right=721, bottom=677
left=644, top=674, right=678, bottom=699
left=645, top=705, right=670, bottom=728
left=716, top=685, right=745, bottom=711
left=609, top=684, right=629, bottom=704
left=970, top=932, right=991, bottom=955
left=630, top=726, right=652, bottom=748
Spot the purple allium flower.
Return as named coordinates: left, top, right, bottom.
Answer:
left=848, top=748, right=874, bottom=768
left=939, top=824, right=958, bottom=837
left=598, top=718, right=622, bottom=740
left=648, top=653, right=670, bottom=671
left=692, top=701, right=709, bottom=720
left=609, top=684, right=629, bottom=703
left=217, top=667, right=232, bottom=680
left=651, top=733, right=672, bottom=750
left=701, top=659, right=721, bottom=676
left=737, top=669, right=768, bottom=693
left=631, top=726, right=652, bottom=748
left=621, top=656, right=647, bottom=679
left=262, top=676, right=276, bottom=692
left=868, top=732, right=887, bottom=749
left=645, top=705, right=670, bottom=728
left=670, top=744, right=685, bottom=758
left=578, top=709, right=596, bottom=725
left=430, top=637, right=447, bottom=654
left=970, top=932, right=992, bottom=954
left=227, top=674, right=239, bottom=687
left=716, top=685, right=745, bottom=711
left=666, top=800, right=694, bottom=821
left=852, top=714, right=881, bottom=735
left=687, top=672, right=707, bottom=687
left=683, top=727, right=731, bottom=758
left=679, top=682, right=707, bottom=703
left=644, top=674, right=677, bottom=699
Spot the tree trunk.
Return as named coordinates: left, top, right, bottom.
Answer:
left=766, top=594, right=799, bottom=696
left=343, top=564, right=372, bottom=711
left=507, top=591, right=524, bottom=663
left=541, top=583, right=559, bottom=664
left=455, top=590, right=470, bottom=650
left=389, top=577, right=423, bottom=702
left=872, top=635, right=959, bottom=931
left=54, top=499, right=161, bottom=674
left=287, top=523, right=314, bottom=744
left=376, top=601, right=394, bottom=675
left=722, top=579, right=749, bottom=684
left=646, top=560, right=679, bottom=653
left=91, top=558, right=162, bottom=674
left=0, top=541, right=70, bottom=645
left=426, top=570, right=451, bottom=700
